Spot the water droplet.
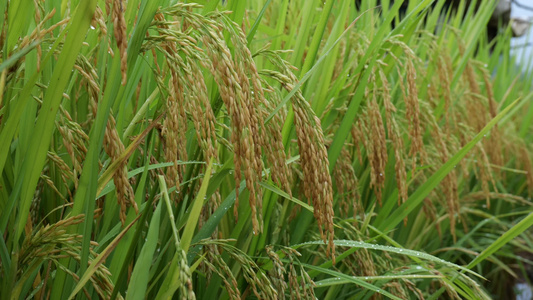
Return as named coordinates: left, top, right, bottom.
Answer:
left=484, top=64, right=488, bottom=68
left=379, top=173, right=383, bottom=176
left=427, top=84, right=431, bottom=87
left=251, top=91, right=254, bottom=94
left=90, top=25, right=96, bottom=30
left=377, top=289, right=380, bottom=293
left=347, top=74, right=350, bottom=77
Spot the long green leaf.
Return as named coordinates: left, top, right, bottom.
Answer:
left=14, top=0, right=97, bottom=244
left=181, top=159, right=214, bottom=253
left=126, top=201, right=163, bottom=300
left=294, top=240, right=482, bottom=278
left=299, top=263, right=402, bottom=300
left=467, top=212, right=533, bottom=270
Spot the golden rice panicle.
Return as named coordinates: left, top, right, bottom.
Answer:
left=380, top=69, right=407, bottom=205
left=453, top=31, right=488, bottom=132
left=351, top=121, right=364, bottom=165
left=47, top=151, right=75, bottom=199
left=423, top=196, right=442, bottom=237
left=103, top=114, right=137, bottom=224
left=105, top=0, right=112, bottom=16
left=436, top=49, right=455, bottom=131
left=287, top=252, right=300, bottom=300
left=112, top=0, right=127, bottom=85
left=20, top=9, right=64, bottom=50
left=333, top=147, right=360, bottom=219
left=225, top=20, right=292, bottom=200
left=463, top=62, right=488, bottom=133
left=518, top=143, right=533, bottom=197
left=261, top=83, right=293, bottom=197
left=184, top=62, right=221, bottom=213
left=424, top=107, right=459, bottom=238
left=203, top=250, right=241, bottom=300
left=391, top=116, right=408, bottom=206
left=302, top=112, right=334, bottom=259
left=385, top=281, right=409, bottom=299
left=232, top=48, right=266, bottom=232
left=479, top=66, right=504, bottom=170
left=149, top=12, right=200, bottom=201
left=16, top=9, right=68, bottom=78
left=20, top=215, right=122, bottom=299
left=191, top=19, right=263, bottom=233
left=185, top=62, right=218, bottom=163
left=354, top=246, right=377, bottom=280
left=266, top=246, right=288, bottom=298
left=93, top=6, right=108, bottom=37
left=258, top=53, right=335, bottom=261
left=210, top=241, right=277, bottom=299
left=75, top=55, right=101, bottom=106
left=283, top=248, right=316, bottom=300
left=363, top=90, right=388, bottom=206
left=402, top=60, right=425, bottom=171
left=290, top=86, right=335, bottom=261
left=57, top=112, right=89, bottom=187
left=93, top=6, right=115, bottom=58
left=476, top=144, right=497, bottom=208
left=162, top=70, right=188, bottom=201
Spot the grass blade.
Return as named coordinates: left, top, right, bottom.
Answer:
left=125, top=201, right=163, bottom=300
left=180, top=159, right=214, bottom=253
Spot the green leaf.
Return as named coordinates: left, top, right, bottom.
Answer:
left=294, top=240, right=482, bottom=279
left=181, top=159, right=214, bottom=253
left=467, top=212, right=533, bottom=270
left=126, top=201, right=163, bottom=300
left=299, top=263, right=403, bottom=300
left=14, top=0, right=97, bottom=245
left=259, top=181, right=313, bottom=212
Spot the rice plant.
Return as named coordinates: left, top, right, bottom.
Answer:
left=1, top=0, right=533, bottom=299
